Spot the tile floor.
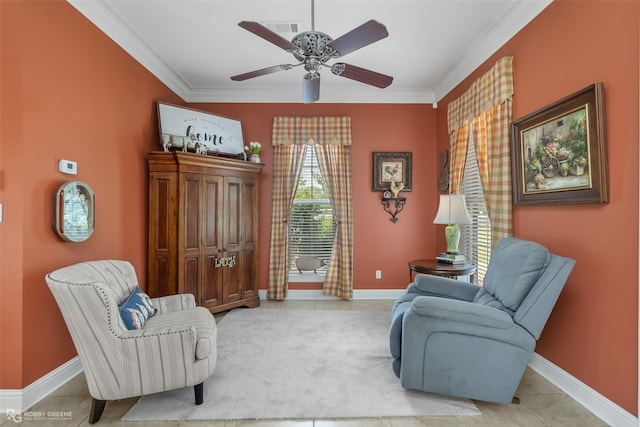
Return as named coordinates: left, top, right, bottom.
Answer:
left=3, top=299, right=609, bottom=426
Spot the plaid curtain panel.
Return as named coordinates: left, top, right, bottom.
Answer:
left=473, top=102, right=514, bottom=242
left=267, top=142, right=307, bottom=300
left=447, top=56, right=514, bottom=245
left=268, top=116, right=354, bottom=300
left=314, top=143, right=353, bottom=299
left=449, top=124, right=470, bottom=193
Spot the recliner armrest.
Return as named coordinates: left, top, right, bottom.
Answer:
left=411, top=274, right=480, bottom=301
left=152, top=293, right=196, bottom=314
left=412, top=296, right=514, bottom=328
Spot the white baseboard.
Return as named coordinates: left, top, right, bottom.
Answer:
left=529, top=353, right=637, bottom=427
left=258, top=289, right=406, bottom=300
left=0, top=356, right=82, bottom=414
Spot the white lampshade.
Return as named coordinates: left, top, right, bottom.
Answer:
left=433, top=194, right=472, bottom=225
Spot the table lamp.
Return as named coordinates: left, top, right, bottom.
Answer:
left=433, top=194, right=472, bottom=255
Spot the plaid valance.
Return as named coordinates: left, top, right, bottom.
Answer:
left=447, top=56, right=514, bottom=134
left=272, top=116, right=352, bottom=146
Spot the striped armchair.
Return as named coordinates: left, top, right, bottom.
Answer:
left=46, top=260, right=217, bottom=424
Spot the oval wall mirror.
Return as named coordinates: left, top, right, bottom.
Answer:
left=54, top=181, right=95, bottom=242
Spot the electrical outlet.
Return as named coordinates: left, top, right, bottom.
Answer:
left=375, top=270, right=382, bottom=280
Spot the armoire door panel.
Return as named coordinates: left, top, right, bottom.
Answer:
left=183, top=176, right=201, bottom=251
left=183, top=256, right=199, bottom=297
left=223, top=252, right=241, bottom=303
left=242, top=179, right=257, bottom=246
left=240, top=249, right=257, bottom=299
left=224, top=178, right=241, bottom=249
left=203, top=176, right=222, bottom=250
left=202, top=255, right=221, bottom=307
left=152, top=258, right=172, bottom=297
left=153, top=178, right=171, bottom=251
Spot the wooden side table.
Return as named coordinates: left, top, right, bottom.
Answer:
left=408, top=259, right=476, bottom=282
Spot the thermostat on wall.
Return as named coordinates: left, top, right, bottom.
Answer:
left=59, top=159, right=77, bottom=175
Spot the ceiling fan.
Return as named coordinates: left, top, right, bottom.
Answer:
left=230, top=0, right=393, bottom=103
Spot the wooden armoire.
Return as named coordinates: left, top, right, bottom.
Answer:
left=147, top=151, right=263, bottom=313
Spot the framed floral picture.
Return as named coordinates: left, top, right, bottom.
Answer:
left=511, top=83, right=609, bottom=205
left=372, top=152, right=412, bottom=192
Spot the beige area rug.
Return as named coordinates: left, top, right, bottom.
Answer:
left=122, top=309, right=480, bottom=421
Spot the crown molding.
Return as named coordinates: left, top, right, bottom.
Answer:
left=68, top=0, right=191, bottom=99
left=184, top=86, right=436, bottom=104
left=432, top=0, right=552, bottom=101
left=69, top=0, right=550, bottom=104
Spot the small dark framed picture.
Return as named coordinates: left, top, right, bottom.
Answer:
left=511, top=83, right=608, bottom=205
left=372, top=152, right=412, bottom=192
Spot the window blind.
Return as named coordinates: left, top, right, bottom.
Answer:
left=288, top=148, right=335, bottom=275
left=460, top=131, right=492, bottom=284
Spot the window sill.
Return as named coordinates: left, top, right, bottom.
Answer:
left=288, top=272, right=326, bottom=283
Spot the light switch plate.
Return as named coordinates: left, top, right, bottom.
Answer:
left=59, top=159, right=77, bottom=175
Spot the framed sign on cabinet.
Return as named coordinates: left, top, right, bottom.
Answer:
left=157, top=101, right=245, bottom=157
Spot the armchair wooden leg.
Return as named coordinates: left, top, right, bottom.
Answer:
left=89, top=398, right=106, bottom=424
left=194, top=382, right=204, bottom=405
left=512, top=396, right=521, bottom=404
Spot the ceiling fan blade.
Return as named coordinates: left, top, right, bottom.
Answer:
left=231, top=64, right=297, bottom=81
left=331, top=63, right=393, bottom=88
left=238, top=21, right=297, bottom=51
left=327, top=20, right=389, bottom=57
left=303, top=73, right=321, bottom=104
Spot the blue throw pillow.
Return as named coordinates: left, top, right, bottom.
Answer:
left=118, top=287, right=157, bottom=330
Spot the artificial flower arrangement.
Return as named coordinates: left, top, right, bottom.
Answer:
left=245, top=141, right=262, bottom=154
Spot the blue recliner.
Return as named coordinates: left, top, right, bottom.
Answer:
left=390, top=237, right=575, bottom=403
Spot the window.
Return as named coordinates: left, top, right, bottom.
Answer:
left=288, top=147, right=336, bottom=280
left=459, top=130, right=492, bottom=284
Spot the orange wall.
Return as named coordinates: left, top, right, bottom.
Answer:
left=0, top=0, right=184, bottom=388
left=435, top=0, right=639, bottom=415
left=0, top=0, right=637, bottom=418
left=189, top=103, right=438, bottom=293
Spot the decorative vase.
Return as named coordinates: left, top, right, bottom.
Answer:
left=250, top=153, right=261, bottom=163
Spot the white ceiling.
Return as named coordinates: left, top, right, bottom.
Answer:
left=69, top=0, right=551, bottom=104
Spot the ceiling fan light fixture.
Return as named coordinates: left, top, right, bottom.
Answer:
left=303, top=74, right=320, bottom=104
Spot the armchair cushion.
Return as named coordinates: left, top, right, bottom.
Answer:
left=143, top=306, right=216, bottom=360
left=413, top=274, right=480, bottom=301
left=118, top=286, right=157, bottom=330
left=476, top=237, right=550, bottom=313
left=412, top=296, right=515, bottom=329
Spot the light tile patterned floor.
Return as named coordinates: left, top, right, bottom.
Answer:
left=4, top=300, right=608, bottom=426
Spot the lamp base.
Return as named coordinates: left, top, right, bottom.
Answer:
left=444, top=224, right=461, bottom=255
